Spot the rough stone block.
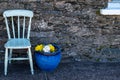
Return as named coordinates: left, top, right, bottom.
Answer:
left=30, top=31, right=55, bottom=38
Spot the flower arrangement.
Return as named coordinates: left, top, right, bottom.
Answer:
left=35, top=44, right=56, bottom=54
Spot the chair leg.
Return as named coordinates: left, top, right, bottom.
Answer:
left=9, top=49, right=12, bottom=64
left=28, top=48, right=34, bottom=75
left=4, top=48, right=8, bottom=75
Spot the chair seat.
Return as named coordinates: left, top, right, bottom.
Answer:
left=5, top=38, right=31, bottom=49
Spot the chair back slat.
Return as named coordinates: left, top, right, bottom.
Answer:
left=5, top=17, right=11, bottom=39
left=11, top=17, right=15, bottom=38
left=18, top=16, right=20, bottom=38
left=23, top=17, right=26, bottom=38
left=27, top=17, right=32, bottom=39
left=3, top=10, right=33, bottom=40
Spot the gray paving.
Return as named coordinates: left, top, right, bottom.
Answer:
left=0, top=61, right=120, bottom=80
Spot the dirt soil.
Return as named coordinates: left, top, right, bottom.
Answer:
left=0, top=61, right=120, bottom=80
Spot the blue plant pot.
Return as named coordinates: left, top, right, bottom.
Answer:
left=35, top=44, right=61, bottom=71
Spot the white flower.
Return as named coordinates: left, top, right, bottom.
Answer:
left=43, top=45, right=50, bottom=52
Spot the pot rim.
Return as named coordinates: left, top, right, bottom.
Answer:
left=34, top=44, right=61, bottom=56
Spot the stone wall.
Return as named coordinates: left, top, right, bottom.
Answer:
left=0, top=0, right=120, bottom=62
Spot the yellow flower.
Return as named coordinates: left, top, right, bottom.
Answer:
left=48, top=44, right=55, bottom=52
left=35, top=44, right=44, bottom=51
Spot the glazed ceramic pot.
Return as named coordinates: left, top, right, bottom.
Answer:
left=35, top=44, right=61, bottom=71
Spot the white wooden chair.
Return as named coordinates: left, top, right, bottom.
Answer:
left=3, top=10, right=34, bottom=75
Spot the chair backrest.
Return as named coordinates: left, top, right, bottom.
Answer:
left=3, top=10, right=33, bottom=39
